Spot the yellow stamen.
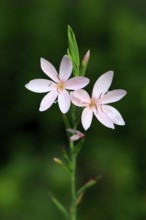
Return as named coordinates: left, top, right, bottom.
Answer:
left=89, top=99, right=96, bottom=109
left=57, top=82, right=64, bottom=91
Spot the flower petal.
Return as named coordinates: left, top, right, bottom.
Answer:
left=65, top=77, right=89, bottom=90
left=102, top=105, right=125, bottom=125
left=94, top=111, right=115, bottom=129
left=81, top=107, right=93, bottom=130
left=25, top=79, right=53, bottom=93
left=58, top=90, right=70, bottom=113
left=71, top=90, right=90, bottom=107
left=92, top=71, right=114, bottom=98
left=59, top=55, right=73, bottom=81
left=39, top=90, right=58, bottom=111
left=100, top=90, right=127, bottom=104
left=40, top=58, right=59, bottom=83
left=67, top=129, right=85, bottom=142
left=67, top=128, right=84, bottom=135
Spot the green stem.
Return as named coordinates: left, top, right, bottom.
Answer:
left=70, top=142, right=77, bottom=220
left=62, top=113, right=78, bottom=220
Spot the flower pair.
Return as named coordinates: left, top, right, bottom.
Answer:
left=25, top=55, right=127, bottom=130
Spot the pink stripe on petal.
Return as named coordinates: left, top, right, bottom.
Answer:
left=94, top=111, right=115, bottom=129
left=81, top=107, right=93, bottom=130
left=100, top=90, right=127, bottom=104
left=65, top=77, right=89, bottom=90
left=92, top=71, right=114, bottom=98
left=59, top=55, right=73, bottom=81
left=40, top=58, right=59, bottom=83
left=39, top=91, right=58, bottom=111
left=25, top=79, right=53, bottom=93
left=102, top=105, right=125, bottom=125
left=58, top=90, right=71, bottom=113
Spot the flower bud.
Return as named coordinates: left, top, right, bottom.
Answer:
left=67, top=128, right=85, bottom=142
left=53, top=157, right=62, bottom=165
left=80, top=50, right=90, bottom=76
left=82, top=50, right=90, bottom=65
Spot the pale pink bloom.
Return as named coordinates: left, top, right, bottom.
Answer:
left=25, top=55, right=89, bottom=113
left=67, top=129, right=85, bottom=141
left=71, top=71, right=127, bottom=130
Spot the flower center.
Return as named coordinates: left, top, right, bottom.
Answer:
left=89, top=99, right=96, bottom=109
left=56, top=82, right=64, bottom=92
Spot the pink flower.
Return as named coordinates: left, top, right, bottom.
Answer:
left=67, top=129, right=85, bottom=141
left=71, top=71, right=127, bottom=130
left=25, top=55, right=89, bottom=113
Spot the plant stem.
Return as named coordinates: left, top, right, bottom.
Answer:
left=70, top=142, right=77, bottom=220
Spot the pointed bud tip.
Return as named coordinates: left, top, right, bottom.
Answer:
left=82, top=50, right=90, bottom=65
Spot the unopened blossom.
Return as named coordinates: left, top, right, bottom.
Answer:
left=82, top=50, right=90, bottom=65
left=71, top=71, right=127, bottom=130
left=67, top=129, right=85, bottom=141
left=25, top=55, right=89, bottom=113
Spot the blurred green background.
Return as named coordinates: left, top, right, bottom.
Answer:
left=0, top=0, right=146, bottom=219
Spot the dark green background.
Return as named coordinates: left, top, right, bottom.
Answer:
left=0, top=0, right=146, bottom=219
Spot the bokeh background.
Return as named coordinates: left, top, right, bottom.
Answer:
left=0, top=0, right=146, bottom=220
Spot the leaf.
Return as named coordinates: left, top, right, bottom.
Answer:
left=67, top=25, right=80, bottom=75
left=76, top=176, right=101, bottom=205
left=49, top=193, right=69, bottom=219
left=62, top=148, right=72, bottom=172
left=67, top=49, right=79, bottom=76
left=62, top=114, right=71, bottom=130
left=73, top=138, right=85, bottom=156
left=53, top=157, right=71, bottom=176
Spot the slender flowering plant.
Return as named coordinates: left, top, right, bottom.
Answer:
left=25, top=26, right=127, bottom=220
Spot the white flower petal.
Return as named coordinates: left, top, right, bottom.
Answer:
left=102, top=105, right=125, bottom=125
left=65, top=77, right=89, bottom=90
left=73, top=89, right=90, bottom=102
left=59, top=55, right=73, bottom=81
left=58, top=90, right=70, bottom=113
left=71, top=90, right=90, bottom=107
left=94, top=111, right=115, bottom=129
left=71, top=92, right=86, bottom=107
left=40, top=58, right=59, bottom=83
left=92, top=71, right=114, bottom=98
left=81, top=107, right=93, bottom=130
left=25, top=79, right=53, bottom=93
left=39, top=91, right=58, bottom=111
left=100, top=90, right=127, bottom=104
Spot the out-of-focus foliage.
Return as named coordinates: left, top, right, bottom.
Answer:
left=0, top=0, right=146, bottom=220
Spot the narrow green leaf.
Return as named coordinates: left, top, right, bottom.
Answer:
left=67, top=49, right=78, bottom=76
left=53, top=157, right=71, bottom=176
left=62, top=113, right=71, bottom=130
left=77, top=178, right=97, bottom=196
left=67, top=25, right=80, bottom=75
left=73, top=138, right=85, bottom=156
left=76, top=176, right=101, bottom=205
left=49, top=193, right=69, bottom=219
left=62, top=148, right=72, bottom=171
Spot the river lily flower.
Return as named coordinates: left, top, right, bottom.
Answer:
left=71, top=71, right=127, bottom=130
left=25, top=55, right=89, bottom=113
left=67, top=129, right=85, bottom=141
